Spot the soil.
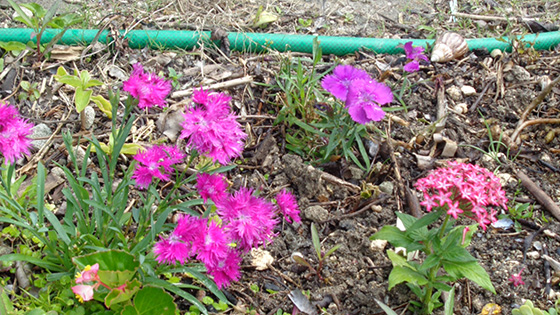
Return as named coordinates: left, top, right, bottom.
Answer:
left=1, top=0, right=560, bottom=314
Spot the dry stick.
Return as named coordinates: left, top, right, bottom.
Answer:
left=515, top=168, right=560, bottom=221
left=385, top=121, right=405, bottom=213
left=171, top=76, right=254, bottom=99
left=452, top=12, right=533, bottom=22
left=510, top=75, right=560, bottom=144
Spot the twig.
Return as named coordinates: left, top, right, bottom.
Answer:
left=452, top=12, right=533, bottom=22
left=385, top=120, right=405, bottom=212
left=171, top=76, right=254, bottom=99
left=510, top=75, right=560, bottom=144
left=544, top=244, right=552, bottom=297
left=523, top=225, right=545, bottom=264
left=515, top=168, right=560, bottom=221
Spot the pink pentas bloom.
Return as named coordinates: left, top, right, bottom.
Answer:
left=509, top=267, right=525, bottom=287
left=180, top=89, right=247, bottom=164
left=196, top=173, right=228, bottom=203
left=132, top=145, right=185, bottom=189
left=123, top=63, right=172, bottom=109
left=0, top=102, right=33, bottom=163
left=414, top=161, right=508, bottom=230
left=218, top=187, right=278, bottom=252
left=345, top=79, right=394, bottom=124
left=275, top=189, right=301, bottom=223
left=402, top=41, right=429, bottom=72
left=75, top=263, right=99, bottom=284
left=321, top=65, right=371, bottom=102
left=72, top=284, right=96, bottom=303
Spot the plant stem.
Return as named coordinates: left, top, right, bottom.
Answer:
left=438, top=214, right=450, bottom=239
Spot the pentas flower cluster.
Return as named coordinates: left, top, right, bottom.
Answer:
left=71, top=263, right=117, bottom=303
left=0, top=102, right=33, bottom=163
left=132, top=145, right=185, bottom=189
left=321, top=65, right=393, bottom=124
left=415, top=161, right=508, bottom=230
left=123, top=63, right=172, bottom=109
left=402, top=41, right=429, bottom=73
left=509, top=267, right=525, bottom=287
left=180, top=89, right=247, bottom=165
left=154, top=172, right=301, bottom=288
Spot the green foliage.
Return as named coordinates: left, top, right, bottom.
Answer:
left=512, top=300, right=558, bottom=315
left=18, top=80, right=41, bottom=103
left=6, top=0, right=82, bottom=59
left=167, top=67, right=183, bottom=89
left=54, top=66, right=104, bottom=113
left=371, top=210, right=493, bottom=314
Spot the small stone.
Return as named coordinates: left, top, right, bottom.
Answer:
left=303, top=205, right=329, bottom=222
left=533, top=241, right=543, bottom=251
left=526, top=251, right=540, bottom=260
left=73, top=145, right=91, bottom=166
left=250, top=248, right=274, bottom=271
left=539, top=75, right=552, bottom=90
left=82, top=106, right=95, bottom=129
left=446, top=86, right=462, bottom=101
left=379, top=181, right=394, bottom=195
left=31, top=123, right=52, bottom=150
left=506, top=65, right=531, bottom=82
left=461, top=85, right=477, bottom=96
left=156, top=52, right=177, bottom=66
left=107, top=65, right=128, bottom=80
left=453, top=103, right=468, bottom=114
left=370, top=239, right=388, bottom=252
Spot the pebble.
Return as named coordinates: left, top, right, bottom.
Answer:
left=108, top=65, right=128, bottom=80
left=250, top=248, right=274, bottom=271
left=505, top=65, right=531, bottom=82
left=303, top=205, right=329, bottom=222
left=526, top=251, right=540, bottom=260
left=370, top=239, right=388, bottom=252
left=453, top=103, right=468, bottom=114
left=378, top=181, right=394, bottom=195
left=82, top=106, right=95, bottom=129
left=446, top=86, right=462, bottom=101
left=31, top=123, right=52, bottom=150
left=461, top=85, right=477, bottom=96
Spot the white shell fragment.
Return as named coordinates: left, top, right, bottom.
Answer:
left=250, top=248, right=274, bottom=271
left=491, top=218, right=513, bottom=230
left=461, top=85, right=477, bottom=96
left=431, top=32, right=469, bottom=63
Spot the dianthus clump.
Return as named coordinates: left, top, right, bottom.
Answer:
left=415, top=161, right=508, bottom=230
left=321, top=65, right=393, bottom=124
left=154, top=172, right=301, bottom=288
left=180, top=89, right=247, bottom=164
left=0, top=102, right=33, bottom=163
left=402, top=41, right=429, bottom=73
left=123, top=63, right=172, bottom=109
left=131, top=145, right=185, bottom=189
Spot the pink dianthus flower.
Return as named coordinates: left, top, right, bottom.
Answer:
left=196, top=173, right=228, bottom=203
left=414, top=161, right=508, bottom=230
left=275, top=189, right=301, bottom=223
left=402, top=41, right=429, bottom=72
left=0, top=102, right=33, bottom=163
left=321, top=65, right=371, bottom=102
left=180, top=89, right=247, bottom=164
left=123, top=63, right=172, bottom=109
left=207, top=250, right=242, bottom=289
left=345, top=79, right=394, bottom=124
left=132, top=145, right=185, bottom=189
left=217, top=188, right=278, bottom=251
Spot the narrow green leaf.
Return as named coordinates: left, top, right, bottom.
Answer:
left=310, top=223, right=321, bottom=258
left=6, top=0, right=34, bottom=28
left=444, top=287, right=455, bottom=315
left=0, top=254, right=63, bottom=272
left=374, top=299, right=399, bottom=315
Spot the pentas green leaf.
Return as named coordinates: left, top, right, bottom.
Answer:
left=433, top=282, right=453, bottom=292
left=418, top=253, right=440, bottom=272
left=388, top=266, right=428, bottom=290
left=395, top=211, right=417, bottom=230
left=442, top=246, right=477, bottom=263
left=442, top=260, right=495, bottom=294
left=371, top=226, right=414, bottom=249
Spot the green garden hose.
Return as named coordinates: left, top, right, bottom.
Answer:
left=0, top=28, right=559, bottom=55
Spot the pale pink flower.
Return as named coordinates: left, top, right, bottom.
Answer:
left=132, top=145, right=185, bottom=189
left=180, top=89, right=247, bottom=164
left=345, top=79, right=393, bottom=124
left=75, top=263, right=99, bottom=284
left=509, top=267, right=525, bottom=287
left=275, top=189, right=301, bottom=223
left=414, top=161, right=508, bottom=230
left=72, top=284, right=96, bottom=303
left=321, top=65, right=371, bottom=102
left=196, top=173, right=228, bottom=203
left=0, top=102, right=33, bottom=163
left=402, top=41, right=429, bottom=72
left=123, top=63, right=172, bottom=109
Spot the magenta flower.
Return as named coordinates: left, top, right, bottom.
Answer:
left=275, top=189, right=301, bottom=223
left=217, top=188, right=278, bottom=251
left=72, top=284, right=96, bottom=303
left=153, top=235, right=193, bottom=265
left=193, top=220, right=231, bottom=267
left=196, top=173, right=228, bottom=203
left=402, top=41, right=429, bottom=72
left=180, top=89, right=247, bottom=165
left=123, top=63, right=172, bottom=109
left=0, top=102, right=33, bottom=163
left=132, top=145, right=185, bottom=189
left=509, top=267, right=525, bottom=287
left=415, top=161, right=508, bottom=230
left=321, top=65, right=371, bottom=102
left=207, top=250, right=242, bottom=289
left=345, top=79, right=394, bottom=124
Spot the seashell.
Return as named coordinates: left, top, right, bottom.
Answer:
left=431, top=32, right=469, bottom=63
